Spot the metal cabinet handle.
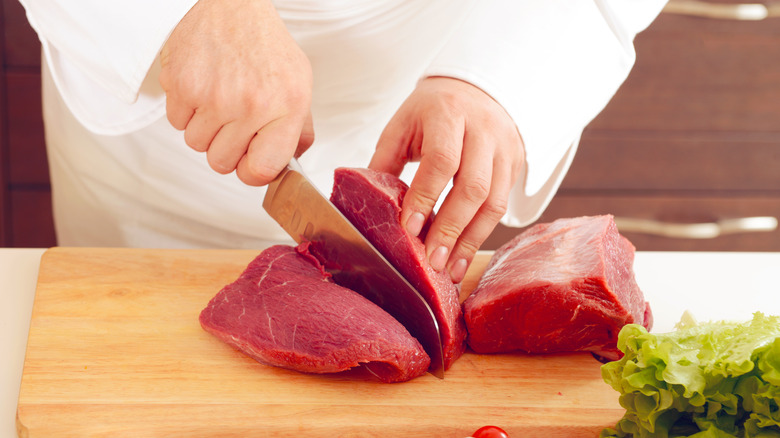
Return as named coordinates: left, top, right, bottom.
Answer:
left=663, top=0, right=780, bottom=20
left=614, top=216, right=778, bottom=239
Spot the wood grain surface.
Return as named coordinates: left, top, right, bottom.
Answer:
left=16, top=247, right=624, bottom=437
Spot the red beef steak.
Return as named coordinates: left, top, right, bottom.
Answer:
left=462, top=215, right=652, bottom=361
left=199, top=244, right=431, bottom=383
left=330, top=167, right=467, bottom=370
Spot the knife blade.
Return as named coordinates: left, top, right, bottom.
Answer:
left=262, top=160, right=445, bottom=378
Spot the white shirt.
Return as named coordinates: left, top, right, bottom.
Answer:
left=20, top=0, right=667, bottom=248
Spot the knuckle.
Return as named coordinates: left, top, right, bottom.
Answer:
left=424, top=147, right=460, bottom=176
left=409, top=187, right=440, bottom=212
left=211, top=97, right=232, bottom=118
left=245, top=159, right=279, bottom=186
left=242, top=92, right=269, bottom=118
left=434, top=219, right=464, bottom=246
left=459, top=177, right=491, bottom=204
left=435, top=88, right=464, bottom=113
left=183, top=130, right=208, bottom=152
left=482, top=197, right=509, bottom=221
left=166, top=113, right=186, bottom=131
left=168, top=71, right=197, bottom=100
left=285, top=83, right=311, bottom=107
left=454, top=236, right=482, bottom=258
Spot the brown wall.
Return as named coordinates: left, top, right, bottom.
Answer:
left=1, top=0, right=55, bottom=247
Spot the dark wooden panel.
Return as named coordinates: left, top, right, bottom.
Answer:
left=589, top=13, right=780, bottom=133
left=565, top=130, right=780, bottom=192
left=10, top=189, right=55, bottom=247
left=3, top=0, right=41, bottom=68
left=484, top=194, right=780, bottom=252
left=509, top=9, right=780, bottom=253
left=6, top=71, right=47, bottom=184
left=0, top=1, right=7, bottom=247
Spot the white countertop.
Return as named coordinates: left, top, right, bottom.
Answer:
left=2, top=248, right=780, bottom=438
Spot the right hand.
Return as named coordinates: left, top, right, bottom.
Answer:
left=159, top=0, right=314, bottom=186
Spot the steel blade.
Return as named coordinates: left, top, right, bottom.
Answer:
left=262, top=161, right=445, bottom=378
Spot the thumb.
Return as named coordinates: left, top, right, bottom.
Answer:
left=368, top=114, right=415, bottom=177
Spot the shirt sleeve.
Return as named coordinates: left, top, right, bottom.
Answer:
left=19, top=0, right=198, bottom=134
left=422, top=0, right=668, bottom=227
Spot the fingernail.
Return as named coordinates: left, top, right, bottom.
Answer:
left=406, top=212, right=425, bottom=237
left=429, top=246, right=448, bottom=272
left=449, top=259, right=468, bottom=284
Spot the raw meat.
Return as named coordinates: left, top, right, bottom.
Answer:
left=199, top=244, right=431, bottom=383
left=462, top=215, right=652, bottom=361
left=330, top=167, right=467, bottom=370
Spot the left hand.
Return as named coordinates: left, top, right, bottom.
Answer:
left=369, top=77, right=524, bottom=283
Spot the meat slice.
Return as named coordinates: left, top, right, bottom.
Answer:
left=462, top=215, right=652, bottom=361
left=330, top=167, right=467, bottom=370
left=199, top=244, right=431, bottom=383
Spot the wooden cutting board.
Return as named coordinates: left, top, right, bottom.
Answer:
left=17, top=247, right=624, bottom=437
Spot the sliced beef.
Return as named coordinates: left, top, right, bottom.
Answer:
left=330, top=167, right=467, bottom=370
left=462, top=215, right=652, bottom=361
left=199, top=244, right=430, bottom=383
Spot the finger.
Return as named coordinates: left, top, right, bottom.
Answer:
left=446, top=152, right=513, bottom=283
left=402, top=116, right=463, bottom=238
left=424, top=129, right=492, bottom=276
left=368, top=111, right=417, bottom=177
left=205, top=120, right=256, bottom=174
left=165, top=95, right=195, bottom=131
left=235, top=117, right=302, bottom=186
left=183, top=109, right=222, bottom=153
left=294, top=111, right=315, bottom=158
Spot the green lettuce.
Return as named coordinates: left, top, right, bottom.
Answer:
left=600, top=312, right=780, bottom=438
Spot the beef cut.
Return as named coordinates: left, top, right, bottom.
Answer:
left=462, top=215, right=652, bottom=361
left=199, top=244, right=431, bottom=383
left=330, top=167, right=467, bottom=370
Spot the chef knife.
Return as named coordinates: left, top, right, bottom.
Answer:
left=262, top=159, right=445, bottom=378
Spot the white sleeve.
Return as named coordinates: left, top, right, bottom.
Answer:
left=19, top=0, right=198, bottom=134
left=423, top=0, right=667, bottom=227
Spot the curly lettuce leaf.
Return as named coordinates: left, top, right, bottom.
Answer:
left=600, top=312, right=780, bottom=438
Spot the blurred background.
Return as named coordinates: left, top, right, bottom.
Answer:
left=2, top=0, right=779, bottom=250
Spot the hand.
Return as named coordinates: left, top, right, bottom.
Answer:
left=369, top=77, right=524, bottom=283
left=159, top=0, right=314, bottom=186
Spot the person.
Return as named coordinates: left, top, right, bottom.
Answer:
left=19, top=0, right=666, bottom=283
